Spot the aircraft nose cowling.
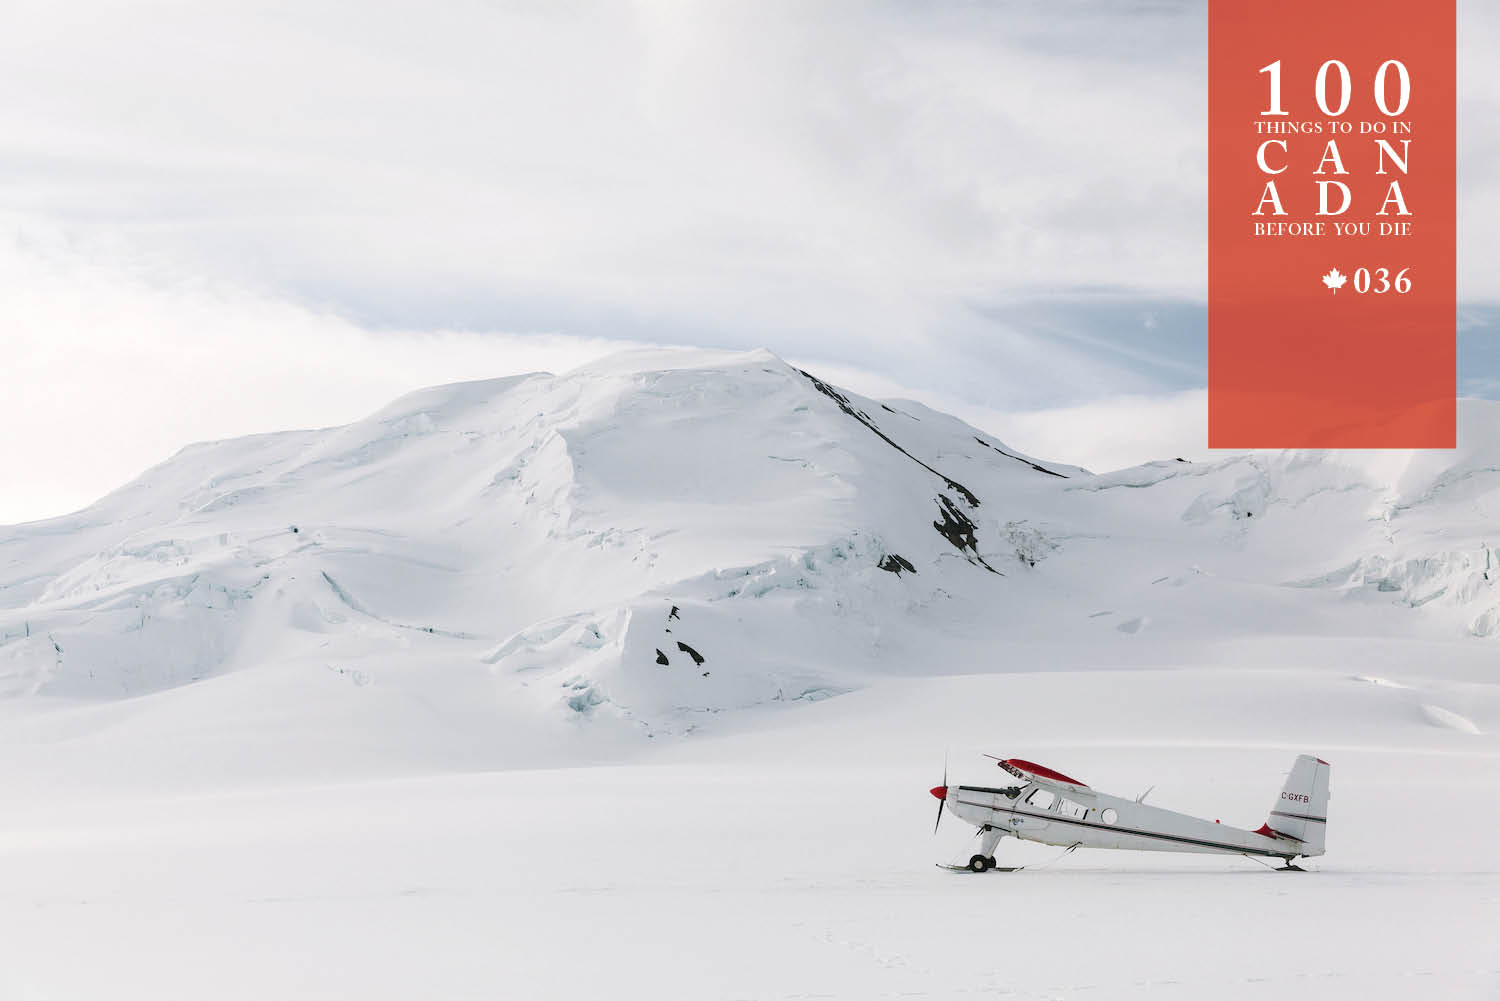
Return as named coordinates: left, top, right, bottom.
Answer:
left=929, top=785, right=947, bottom=800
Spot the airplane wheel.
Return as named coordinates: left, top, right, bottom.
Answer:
left=968, top=854, right=991, bottom=873
left=986, top=856, right=997, bottom=868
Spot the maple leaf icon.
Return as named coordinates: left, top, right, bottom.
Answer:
left=1321, top=267, right=1348, bottom=293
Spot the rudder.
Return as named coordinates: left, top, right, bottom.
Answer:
left=1263, top=755, right=1330, bottom=856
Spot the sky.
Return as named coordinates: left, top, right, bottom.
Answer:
left=4, top=0, right=1499, bottom=523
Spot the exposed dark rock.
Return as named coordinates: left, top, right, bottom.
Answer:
left=933, top=495, right=1001, bottom=574
left=668, top=605, right=680, bottom=621
left=676, top=641, right=705, bottom=666
left=972, top=436, right=1067, bottom=478
left=655, top=648, right=670, bottom=666
left=878, top=554, right=916, bottom=576
left=799, top=370, right=980, bottom=507
left=799, top=368, right=1008, bottom=578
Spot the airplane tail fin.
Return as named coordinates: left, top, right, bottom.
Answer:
left=1259, top=755, right=1330, bottom=856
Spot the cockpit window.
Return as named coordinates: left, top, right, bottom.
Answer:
left=1026, top=788, right=1056, bottom=809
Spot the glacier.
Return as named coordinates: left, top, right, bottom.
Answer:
left=0, top=347, right=1495, bottom=1000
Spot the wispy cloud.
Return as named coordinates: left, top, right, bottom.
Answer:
left=4, top=1, right=1499, bottom=519
left=0, top=0, right=1212, bottom=344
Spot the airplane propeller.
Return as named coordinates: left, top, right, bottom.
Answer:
left=930, top=750, right=949, bottom=834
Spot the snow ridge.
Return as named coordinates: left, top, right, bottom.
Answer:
left=3, top=348, right=1500, bottom=747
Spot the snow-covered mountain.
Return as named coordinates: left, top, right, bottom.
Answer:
left=4, top=347, right=1497, bottom=1000
left=1, top=347, right=1496, bottom=765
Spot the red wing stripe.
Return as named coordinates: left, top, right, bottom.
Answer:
left=1005, top=759, right=1089, bottom=787
left=1008, top=759, right=1092, bottom=792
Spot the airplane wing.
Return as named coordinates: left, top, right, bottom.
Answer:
left=984, top=755, right=1094, bottom=796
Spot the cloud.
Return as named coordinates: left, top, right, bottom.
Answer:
left=0, top=0, right=1214, bottom=353
left=5, top=2, right=1499, bottom=519
left=5, top=0, right=1490, bottom=335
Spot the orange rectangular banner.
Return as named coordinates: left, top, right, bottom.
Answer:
left=1209, top=0, right=1455, bottom=447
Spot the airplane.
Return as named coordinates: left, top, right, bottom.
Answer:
left=929, top=754, right=1329, bottom=872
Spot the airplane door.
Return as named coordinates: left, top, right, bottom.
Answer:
left=1009, top=786, right=1054, bottom=834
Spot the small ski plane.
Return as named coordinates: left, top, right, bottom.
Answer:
left=930, top=754, right=1329, bottom=872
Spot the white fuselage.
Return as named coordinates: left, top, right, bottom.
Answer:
left=943, top=781, right=1305, bottom=860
